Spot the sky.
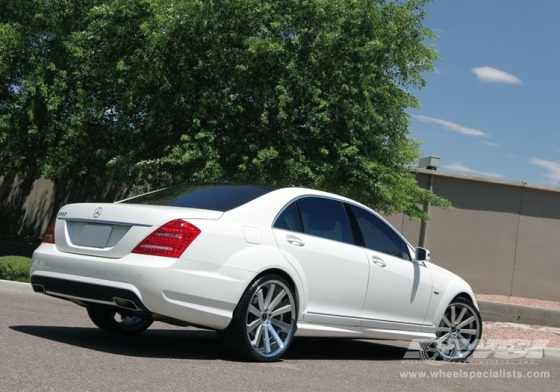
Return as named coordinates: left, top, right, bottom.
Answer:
left=408, top=0, right=560, bottom=187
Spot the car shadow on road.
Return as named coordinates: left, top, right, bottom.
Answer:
left=10, top=325, right=411, bottom=361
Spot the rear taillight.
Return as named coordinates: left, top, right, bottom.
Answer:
left=42, top=219, right=56, bottom=244
left=132, top=219, right=200, bottom=258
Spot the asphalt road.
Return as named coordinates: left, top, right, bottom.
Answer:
left=1, top=283, right=558, bottom=391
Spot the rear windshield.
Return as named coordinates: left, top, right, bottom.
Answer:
left=120, top=183, right=280, bottom=212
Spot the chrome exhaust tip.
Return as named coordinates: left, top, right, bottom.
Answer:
left=113, top=297, right=139, bottom=311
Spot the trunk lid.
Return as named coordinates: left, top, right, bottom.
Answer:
left=53, top=203, right=222, bottom=258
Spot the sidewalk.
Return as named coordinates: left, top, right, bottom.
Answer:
left=0, top=279, right=33, bottom=293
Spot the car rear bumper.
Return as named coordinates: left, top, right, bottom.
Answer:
left=31, top=244, right=254, bottom=330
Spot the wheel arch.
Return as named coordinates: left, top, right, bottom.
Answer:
left=251, top=268, right=300, bottom=315
left=452, top=292, right=476, bottom=305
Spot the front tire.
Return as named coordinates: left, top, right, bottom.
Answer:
left=87, top=307, right=153, bottom=335
left=218, top=274, right=297, bottom=362
left=424, top=297, right=482, bottom=362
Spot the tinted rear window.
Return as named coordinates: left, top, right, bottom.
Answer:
left=121, top=183, right=280, bottom=212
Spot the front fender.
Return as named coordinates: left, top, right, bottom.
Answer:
left=422, top=264, right=478, bottom=333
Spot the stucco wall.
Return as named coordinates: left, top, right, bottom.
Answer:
left=386, top=170, right=560, bottom=301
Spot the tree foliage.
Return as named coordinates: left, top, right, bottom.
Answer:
left=1, top=0, right=450, bottom=219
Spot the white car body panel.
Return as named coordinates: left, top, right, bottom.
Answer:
left=30, top=184, right=479, bottom=346
left=273, top=228, right=370, bottom=326
left=360, top=249, right=433, bottom=331
left=421, top=262, right=479, bottom=333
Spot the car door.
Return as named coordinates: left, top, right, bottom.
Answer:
left=346, top=204, right=433, bottom=331
left=272, top=197, right=370, bottom=326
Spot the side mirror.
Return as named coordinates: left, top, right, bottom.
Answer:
left=415, top=247, right=430, bottom=262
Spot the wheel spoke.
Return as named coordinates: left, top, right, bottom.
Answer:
left=453, top=337, right=462, bottom=355
left=268, top=324, right=284, bottom=348
left=459, top=334, right=472, bottom=348
left=247, top=318, right=261, bottom=333
left=257, top=289, right=265, bottom=312
left=268, top=289, right=286, bottom=312
left=263, top=324, right=271, bottom=353
left=459, top=328, right=478, bottom=335
left=436, top=326, right=451, bottom=333
left=264, top=283, right=275, bottom=310
left=442, top=314, right=452, bottom=328
left=457, top=316, right=475, bottom=329
left=249, top=305, right=261, bottom=317
left=271, top=318, right=292, bottom=332
left=251, top=324, right=264, bottom=347
left=451, top=305, right=456, bottom=325
left=271, top=304, right=292, bottom=317
left=456, top=307, right=467, bottom=325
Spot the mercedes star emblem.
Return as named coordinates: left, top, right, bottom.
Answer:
left=93, top=207, right=103, bottom=218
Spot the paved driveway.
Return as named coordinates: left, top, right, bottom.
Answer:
left=0, top=283, right=557, bottom=391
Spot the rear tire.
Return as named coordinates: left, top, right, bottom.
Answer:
left=218, top=274, right=297, bottom=362
left=87, top=308, right=153, bottom=335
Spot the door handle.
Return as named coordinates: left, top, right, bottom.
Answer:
left=372, top=255, right=386, bottom=268
left=286, top=235, right=305, bottom=247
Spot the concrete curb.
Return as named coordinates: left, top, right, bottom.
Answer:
left=543, top=348, right=560, bottom=358
left=478, top=300, right=560, bottom=327
left=474, top=346, right=560, bottom=359
left=473, top=347, right=560, bottom=359
left=0, top=279, right=34, bottom=293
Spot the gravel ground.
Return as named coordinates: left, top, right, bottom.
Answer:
left=482, top=322, right=560, bottom=349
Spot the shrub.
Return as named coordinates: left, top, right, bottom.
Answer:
left=0, top=256, right=31, bottom=283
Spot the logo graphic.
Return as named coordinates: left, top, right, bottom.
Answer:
left=93, top=207, right=103, bottom=218
left=419, top=338, right=456, bottom=365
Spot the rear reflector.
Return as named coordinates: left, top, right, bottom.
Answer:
left=132, top=219, right=200, bottom=258
left=42, top=219, right=56, bottom=244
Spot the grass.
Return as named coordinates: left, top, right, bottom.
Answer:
left=0, top=256, right=31, bottom=283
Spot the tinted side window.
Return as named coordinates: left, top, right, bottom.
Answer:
left=349, top=205, right=411, bottom=261
left=273, top=202, right=303, bottom=232
left=297, top=197, right=354, bottom=245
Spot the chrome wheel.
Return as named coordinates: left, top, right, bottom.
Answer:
left=245, top=279, right=296, bottom=359
left=218, top=274, right=297, bottom=362
left=87, top=307, right=153, bottom=335
left=426, top=298, right=482, bottom=362
left=116, top=314, right=147, bottom=328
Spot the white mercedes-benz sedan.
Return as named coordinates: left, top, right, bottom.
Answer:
left=30, top=183, right=481, bottom=362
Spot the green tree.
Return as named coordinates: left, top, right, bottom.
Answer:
left=0, top=0, right=107, bottom=199
left=1, top=0, right=450, bottom=219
